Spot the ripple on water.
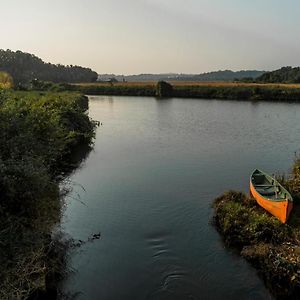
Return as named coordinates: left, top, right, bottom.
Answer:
left=145, top=231, right=201, bottom=300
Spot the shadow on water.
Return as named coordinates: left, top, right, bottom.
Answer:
left=59, top=142, right=94, bottom=178
left=28, top=141, right=94, bottom=300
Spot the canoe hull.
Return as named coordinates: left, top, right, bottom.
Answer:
left=250, top=181, right=293, bottom=223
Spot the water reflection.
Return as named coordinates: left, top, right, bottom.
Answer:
left=62, top=96, right=300, bottom=300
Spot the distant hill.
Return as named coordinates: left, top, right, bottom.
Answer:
left=182, top=70, right=265, bottom=82
left=256, top=67, right=300, bottom=83
left=98, top=70, right=265, bottom=82
left=97, top=73, right=178, bottom=82
left=0, top=49, right=98, bottom=84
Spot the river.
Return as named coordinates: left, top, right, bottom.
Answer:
left=62, top=96, right=300, bottom=300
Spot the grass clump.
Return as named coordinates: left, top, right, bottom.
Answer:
left=213, top=191, right=292, bottom=247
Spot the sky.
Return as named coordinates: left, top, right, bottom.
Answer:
left=1, top=0, right=300, bottom=74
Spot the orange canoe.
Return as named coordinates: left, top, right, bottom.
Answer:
left=250, top=169, right=293, bottom=223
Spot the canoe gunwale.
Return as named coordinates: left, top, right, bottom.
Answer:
left=250, top=169, right=293, bottom=223
left=250, top=169, right=293, bottom=203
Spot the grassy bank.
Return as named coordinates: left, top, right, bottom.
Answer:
left=71, top=82, right=156, bottom=96
left=213, top=158, right=300, bottom=299
left=0, top=90, right=96, bottom=299
left=71, top=82, right=300, bottom=102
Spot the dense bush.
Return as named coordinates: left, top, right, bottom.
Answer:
left=0, top=91, right=96, bottom=298
left=0, top=71, right=13, bottom=89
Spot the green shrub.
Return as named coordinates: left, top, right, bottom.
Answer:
left=0, top=71, right=13, bottom=89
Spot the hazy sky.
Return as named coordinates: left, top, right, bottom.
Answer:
left=1, top=0, right=300, bottom=74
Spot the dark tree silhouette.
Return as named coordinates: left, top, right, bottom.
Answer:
left=0, top=49, right=98, bottom=84
left=257, top=67, right=300, bottom=83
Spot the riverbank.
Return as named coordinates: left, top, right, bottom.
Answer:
left=213, top=159, right=300, bottom=299
left=71, top=82, right=300, bottom=102
left=0, top=90, right=97, bottom=299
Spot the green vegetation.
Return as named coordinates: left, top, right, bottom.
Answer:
left=213, top=159, right=300, bottom=298
left=0, top=49, right=98, bottom=85
left=172, top=84, right=300, bottom=102
left=0, top=90, right=96, bottom=299
left=257, top=67, right=300, bottom=83
left=72, top=82, right=156, bottom=97
left=0, top=71, right=13, bottom=89
left=28, top=78, right=73, bottom=92
left=214, top=191, right=292, bottom=247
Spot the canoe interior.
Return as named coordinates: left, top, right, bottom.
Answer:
left=251, top=169, right=292, bottom=202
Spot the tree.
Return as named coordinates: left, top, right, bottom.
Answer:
left=256, top=66, right=300, bottom=83
left=156, top=81, right=173, bottom=98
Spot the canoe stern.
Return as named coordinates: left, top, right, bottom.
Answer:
left=250, top=180, right=293, bottom=223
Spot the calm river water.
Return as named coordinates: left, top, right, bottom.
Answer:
left=62, top=96, right=300, bottom=300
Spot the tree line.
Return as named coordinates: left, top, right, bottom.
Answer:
left=0, top=49, right=98, bottom=85
left=256, top=67, right=300, bottom=83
